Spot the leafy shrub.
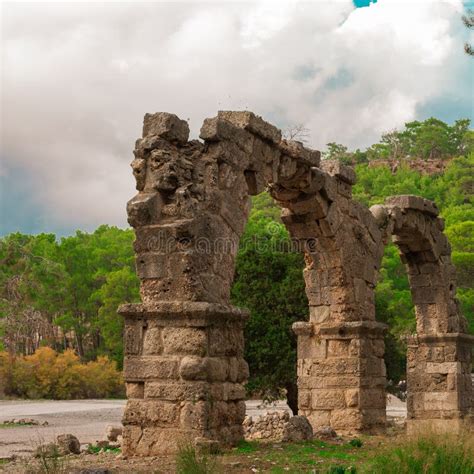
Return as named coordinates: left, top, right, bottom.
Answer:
left=365, top=435, right=474, bottom=474
left=87, top=443, right=120, bottom=454
left=1, top=347, right=124, bottom=399
left=327, top=467, right=357, bottom=474
left=349, top=438, right=363, bottom=448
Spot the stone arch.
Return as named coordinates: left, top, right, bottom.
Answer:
left=371, top=196, right=474, bottom=434
left=120, top=111, right=472, bottom=456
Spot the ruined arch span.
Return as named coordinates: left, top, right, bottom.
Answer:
left=119, top=111, right=473, bottom=455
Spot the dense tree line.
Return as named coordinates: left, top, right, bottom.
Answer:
left=0, top=118, right=472, bottom=401
left=324, top=117, right=473, bottom=164
left=0, top=227, right=138, bottom=366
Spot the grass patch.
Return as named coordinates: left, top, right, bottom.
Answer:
left=27, top=444, right=69, bottom=474
left=226, top=438, right=367, bottom=473
left=176, top=441, right=221, bottom=474
left=0, top=422, right=37, bottom=428
left=348, top=438, right=363, bottom=448
left=87, top=444, right=121, bottom=455
left=364, top=434, right=474, bottom=474
left=234, top=440, right=259, bottom=454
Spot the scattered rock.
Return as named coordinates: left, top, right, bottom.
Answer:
left=244, top=411, right=313, bottom=442
left=281, top=416, right=313, bottom=442
left=314, top=426, right=337, bottom=439
left=2, top=418, right=47, bottom=426
left=105, top=425, right=123, bottom=442
left=243, top=411, right=291, bottom=441
left=57, top=434, right=81, bottom=455
left=80, top=445, right=90, bottom=454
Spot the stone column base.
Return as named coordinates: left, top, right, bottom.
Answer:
left=406, top=333, right=474, bottom=434
left=119, top=302, right=249, bottom=456
left=294, top=320, right=387, bottom=435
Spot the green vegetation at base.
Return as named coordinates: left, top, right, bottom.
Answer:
left=365, top=435, right=474, bottom=474
left=176, top=441, right=221, bottom=474
left=226, top=435, right=474, bottom=474
left=86, top=444, right=121, bottom=455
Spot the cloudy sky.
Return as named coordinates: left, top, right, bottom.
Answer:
left=1, top=0, right=473, bottom=236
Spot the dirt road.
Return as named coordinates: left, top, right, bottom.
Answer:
left=0, top=398, right=406, bottom=459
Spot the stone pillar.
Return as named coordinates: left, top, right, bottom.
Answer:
left=294, top=320, right=387, bottom=434
left=383, top=195, right=474, bottom=433
left=407, top=333, right=474, bottom=434
left=120, top=302, right=248, bottom=455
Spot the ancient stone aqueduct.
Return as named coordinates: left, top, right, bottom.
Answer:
left=119, top=111, right=473, bottom=455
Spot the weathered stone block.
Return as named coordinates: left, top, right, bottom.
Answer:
left=359, top=389, right=385, bottom=409
left=136, top=253, right=166, bottom=279
left=208, top=357, right=229, bottom=382
left=179, top=356, right=208, bottom=381
left=124, top=320, right=142, bottom=356
left=311, top=389, right=346, bottom=410
left=123, top=399, right=179, bottom=426
left=278, top=139, right=321, bottom=167
left=180, top=401, right=210, bottom=430
left=208, top=325, right=244, bottom=357
left=145, top=381, right=209, bottom=401
left=320, top=160, right=356, bottom=185
left=306, top=410, right=331, bottom=429
left=330, top=409, right=363, bottom=431
left=162, top=327, right=207, bottom=356
left=124, top=356, right=179, bottom=381
left=327, top=340, right=350, bottom=357
left=424, top=391, right=459, bottom=411
left=142, top=326, right=163, bottom=355
left=426, top=362, right=460, bottom=374
left=126, top=382, right=144, bottom=399
left=345, top=389, right=359, bottom=408
left=218, top=110, right=281, bottom=144
left=127, top=193, right=161, bottom=228
left=223, top=382, right=246, bottom=401
left=143, top=112, right=190, bottom=144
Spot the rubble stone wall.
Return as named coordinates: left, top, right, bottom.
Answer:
left=120, top=111, right=473, bottom=455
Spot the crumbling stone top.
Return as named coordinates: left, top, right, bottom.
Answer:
left=385, top=195, right=439, bottom=217
left=217, top=110, right=282, bottom=144
left=142, top=112, right=190, bottom=144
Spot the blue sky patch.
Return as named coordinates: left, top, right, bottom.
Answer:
left=353, top=0, right=377, bottom=7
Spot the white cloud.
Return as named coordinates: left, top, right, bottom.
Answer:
left=0, top=0, right=469, bottom=231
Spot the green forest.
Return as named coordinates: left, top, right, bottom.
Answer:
left=0, top=117, right=473, bottom=400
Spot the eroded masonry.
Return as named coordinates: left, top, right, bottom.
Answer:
left=119, top=111, right=473, bottom=455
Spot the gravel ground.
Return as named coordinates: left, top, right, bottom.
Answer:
left=0, top=398, right=406, bottom=459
